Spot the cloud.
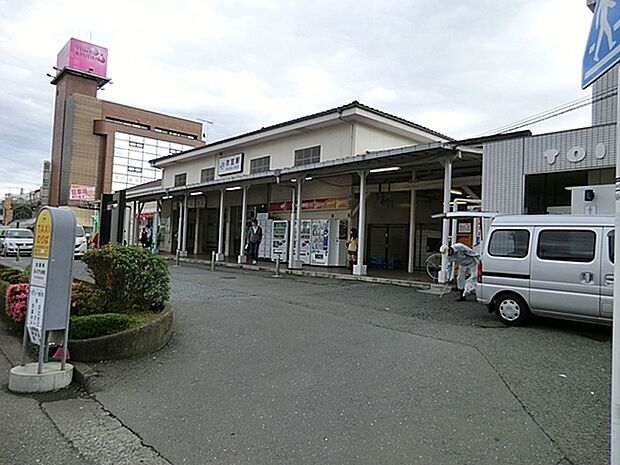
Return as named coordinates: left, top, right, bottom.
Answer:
left=0, top=0, right=596, bottom=196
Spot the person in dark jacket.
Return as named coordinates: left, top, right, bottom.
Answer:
left=247, top=218, right=262, bottom=264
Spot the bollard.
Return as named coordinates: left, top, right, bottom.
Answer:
left=175, top=249, right=180, bottom=266
left=273, top=257, right=281, bottom=278
left=16, top=245, right=20, bottom=262
left=211, top=250, right=216, bottom=271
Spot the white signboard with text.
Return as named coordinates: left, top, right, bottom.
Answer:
left=218, top=153, right=244, bottom=176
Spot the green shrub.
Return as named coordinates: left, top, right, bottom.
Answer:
left=69, top=313, right=134, bottom=339
left=18, top=265, right=31, bottom=284
left=82, top=244, right=169, bottom=312
left=71, top=281, right=106, bottom=316
left=0, top=268, right=23, bottom=284
left=0, top=279, right=9, bottom=313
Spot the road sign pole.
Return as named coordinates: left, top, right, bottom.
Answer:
left=613, top=64, right=620, bottom=465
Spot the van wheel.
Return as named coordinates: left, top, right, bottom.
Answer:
left=494, top=293, right=529, bottom=326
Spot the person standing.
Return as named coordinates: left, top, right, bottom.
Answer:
left=440, top=243, right=480, bottom=302
left=346, top=228, right=358, bottom=271
left=247, top=218, right=262, bottom=265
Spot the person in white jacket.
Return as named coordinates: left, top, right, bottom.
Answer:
left=440, top=243, right=480, bottom=302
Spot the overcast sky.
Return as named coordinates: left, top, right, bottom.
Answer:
left=0, top=0, right=596, bottom=197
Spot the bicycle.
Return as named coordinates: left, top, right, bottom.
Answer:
left=424, top=252, right=443, bottom=281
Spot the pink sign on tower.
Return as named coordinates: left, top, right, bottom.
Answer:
left=56, top=38, right=108, bottom=78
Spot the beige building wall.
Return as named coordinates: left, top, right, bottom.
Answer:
left=68, top=94, right=104, bottom=195
left=161, top=122, right=426, bottom=189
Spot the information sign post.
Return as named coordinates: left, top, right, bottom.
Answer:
left=9, top=207, right=76, bottom=393
left=582, top=2, right=620, bottom=463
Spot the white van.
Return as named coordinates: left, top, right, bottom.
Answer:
left=477, top=215, right=614, bottom=326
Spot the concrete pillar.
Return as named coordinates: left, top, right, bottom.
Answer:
left=238, top=186, right=248, bottom=263
left=180, top=194, right=189, bottom=256
left=288, top=186, right=296, bottom=265
left=289, top=179, right=303, bottom=269
left=133, top=201, right=138, bottom=245
left=407, top=171, right=416, bottom=274
left=225, top=206, right=231, bottom=257
left=176, top=197, right=183, bottom=255
left=193, top=207, right=200, bottom=255
left=216, top=189, right=225, bottom=261
left=439, top=157, right=453, bottom=283
left=353, top=170, right=368, bottom=276
left=152, top=202, right=160, bottom=253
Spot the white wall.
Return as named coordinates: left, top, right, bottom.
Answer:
left=161, top=121, right=430, bottom=189
left=354, top=123, right=429, bottom=154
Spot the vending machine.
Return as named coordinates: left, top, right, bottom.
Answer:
left=328, top=219, right=349, bottom=267
left=310, top=219, right=330, bottom=266
left=271, top=220, right=289, bottom=262
left=257, top=213, right=272, bottom=260
left=299, top=220, right=312, bottom=264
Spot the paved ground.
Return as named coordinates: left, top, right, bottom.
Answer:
left=82, top=263, right=612, bottom=465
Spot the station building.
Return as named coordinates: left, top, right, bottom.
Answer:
left=125, top=101, right=485, bottom=275
left=48, top=38, right=203, bottom=228
left=482, top=0, right=617, bottom=216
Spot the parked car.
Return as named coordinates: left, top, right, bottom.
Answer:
left=477, top=215, right=614, bottom=326
left=0, top=228, right=34, bottom=256
left=75, top=224, right=88, bottom=257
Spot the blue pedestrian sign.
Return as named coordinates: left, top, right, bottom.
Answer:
left=582, top=0, right=620, bottom=89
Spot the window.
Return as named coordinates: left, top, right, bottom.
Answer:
left=174, top=173, right=187, bottom=187
left=154, top=127, right=198, bottom=140
left=200, top=168, right=215, bottom=182
left=537, top=230, right=596, bottom=262
left=250, top=156, right=271, bottom=174
left=488, top=229, right=530, bottom=258
left=294, top=146, right=320, bottom=166
left=609, top=230, right=615, bottom=264
left=105, top=117, right=149, bottom=130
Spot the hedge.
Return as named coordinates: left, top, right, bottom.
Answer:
left=82, top=244, right=169, bottom=312
left=69, top=313, right=135, bottom=340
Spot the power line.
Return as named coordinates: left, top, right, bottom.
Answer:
left=478, top=86, right=617, bottom=136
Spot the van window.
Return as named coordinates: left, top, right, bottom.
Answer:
left=609, top=230, right=615, bottom=264
left=537, top=230, right=596, bottom=263
left=488, top=229, right=530, bottom=258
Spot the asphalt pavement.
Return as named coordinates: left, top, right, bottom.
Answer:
left=84, top=263, right=611, bottom=465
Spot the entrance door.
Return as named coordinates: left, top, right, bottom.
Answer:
left=366, top=224, right=408, bottom=270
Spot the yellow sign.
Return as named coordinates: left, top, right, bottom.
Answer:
left=33, top=209, right=52, bottom=259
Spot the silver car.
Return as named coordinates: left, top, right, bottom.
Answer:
left=477, top=214, right=614, bottom=326
left=0, top=228, right=34, bottom=256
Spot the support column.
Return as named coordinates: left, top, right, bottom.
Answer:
left=152, top=201, right=160, bottom=253
left=288, top=186, right=296, bottom=265
left=439, top=157, right=453, bottom=283
left=180, top=194, right=189, bottom=256
left=176, top=197, right=183, bottom=256
left=353, top=170, right=368, bottom=276
left=238, top=186, right=248, bottom=264
left=289, top=178, right=303, bottom=269
left=132, top=201, right=138, bottom=245
left=407, top=171, right=416, bottom=274
left=216, top=189, right=225, bottom=261
left=193, top=207, right=200, bottom=256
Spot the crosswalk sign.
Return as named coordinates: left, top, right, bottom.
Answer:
left=582, top=0, right=620, bottom=89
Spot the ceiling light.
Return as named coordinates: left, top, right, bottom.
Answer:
left=189, top=191, right=203, bottom=196
left=291, top=178, right=297, bottom=182
left=450, top=189, right=463, bottom=195
left=162, top=195, right=173, bottom=200
left=305, top=176, right=313, bottom=181
left=226, top=186, right=242, bottom=191
left=369, top=167, right=400, bottom=174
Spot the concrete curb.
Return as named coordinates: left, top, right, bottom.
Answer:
left=68, top=304, right=173, bottom=362
left=168, top=256, right=440, bottom=290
